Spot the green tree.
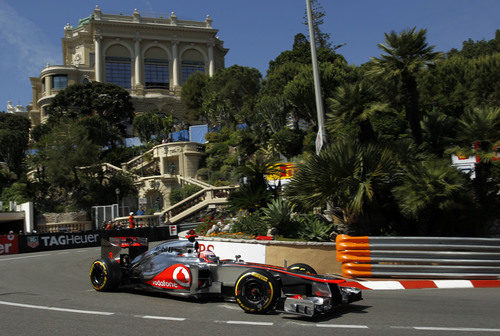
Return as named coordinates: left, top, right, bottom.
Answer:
left=392, top=159, right=468, bottom=235
left=180, top=71, right=210, bottom=124
left=202, top=65, right=261, bottom=127
left=285, top=138, right=396, bottom=233
left=283, top=60, right=350, bottom=127
left=0, top=113, right=30, bottom=175
left=30, top=120, right=101, bottom=210
left=327, top=82, right=385, bottom=143
left=133, top=111, right=174, bottom=143
left=227, top=153, right=278, bottom=213
left=46, top=81, right=134, bottom=133
left=448, top=29, right=500, bottom=59
left=370, top=27, right=442, bottom=145
left=303, top=0, right=333, bottom=49
left=451, top=106, right=500, bottom=209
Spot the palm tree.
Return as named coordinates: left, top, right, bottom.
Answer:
left=370, top=27, right=442, bottom=145
left=392, top=159, right=467, bottom=235
left=327, top=82, right=386, bottom=143
left=284, top=138, right=396, bottom=232
left=452, top=106, right=500, bottom=207
left=227, top=152, right=279, bottom=213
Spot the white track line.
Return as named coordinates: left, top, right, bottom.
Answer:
left=226, top=321, right=273, bottom=326
left=0, top=254, right=52, bottom=261
left=414, top=326, right=500, bottom=332
left=138, top=315, right=186, bottom=321
left=361, top=281, right=405, bottom=290
left=316, top=324, right=369, bottom=329
left=0, top=300, right=114, bottom=316
left=433, top=280, right=474, bottom=289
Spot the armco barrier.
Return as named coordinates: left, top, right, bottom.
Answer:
left=336, top=235, right=500, bottom=279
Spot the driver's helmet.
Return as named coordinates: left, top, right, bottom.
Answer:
left=199, top=250, right=217, bottom=263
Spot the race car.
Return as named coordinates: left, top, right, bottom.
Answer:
left=89, top=233, right=362, bottom=317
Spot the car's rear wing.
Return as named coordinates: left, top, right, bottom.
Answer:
left=101, top=236, right=148, bottom=262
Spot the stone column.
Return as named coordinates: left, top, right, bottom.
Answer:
left=208, top=41, right=215, bottom=77
left=172, top=41, right=179, bottom=87
left=44, top=75, right=52, bottom=95
left=134, top=38, right=142, bottom=88
left=94, top=35, right=103, bottom=82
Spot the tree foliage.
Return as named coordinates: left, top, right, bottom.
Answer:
left=133, top=110, right=174, bottom=143
left=0, top=114, right=30, bottom=175
left=46, top=81, right=134, bottom=133
left=370, top=27, right=443, bottom=145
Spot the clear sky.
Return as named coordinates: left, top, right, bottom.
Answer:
left=0, top=0, right=498, bottom=111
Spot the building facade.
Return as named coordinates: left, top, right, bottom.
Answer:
left=29, top=6, right=228, bottom=126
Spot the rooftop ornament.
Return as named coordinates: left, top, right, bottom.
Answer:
left=170, top=12, right=177, bottom=25
left=133, top=8, right=141, bottom=23
left=205, top=15, right=212, bottom=28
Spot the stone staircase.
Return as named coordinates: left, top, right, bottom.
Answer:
left=155, top=184, right=237, bottom=224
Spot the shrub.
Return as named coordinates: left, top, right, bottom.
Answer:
left=297, top=215, right=333, bottom=242
left=261, top=198, right=300, bottom=237
left=169, top=184, right=202, bottom=204
left=231, top=210, right=268, bottom=236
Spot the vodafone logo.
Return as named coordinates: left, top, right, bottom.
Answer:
left=173, top=265, right=190, bottom=287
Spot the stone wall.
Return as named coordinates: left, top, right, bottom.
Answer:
left=36, top=211, right=88, bottom=225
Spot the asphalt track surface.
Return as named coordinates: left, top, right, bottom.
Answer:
left=1, top=247, right=500, bottom=336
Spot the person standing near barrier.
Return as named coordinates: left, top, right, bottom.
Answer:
left=128, top=212, right=136, bottom=229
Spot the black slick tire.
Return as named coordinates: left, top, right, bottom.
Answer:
left=89, top=258, right=122, bottom=292
left=234, top=269, right=280, bottom=314
left=287, top=263, right=317, bottom=275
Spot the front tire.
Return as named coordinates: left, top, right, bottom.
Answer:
left=234, top=270, right=280, bottom=314
left=89, top=258, right=121, bottom=292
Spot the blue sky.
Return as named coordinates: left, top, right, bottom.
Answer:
left=0, top=0, right=498, bottom=111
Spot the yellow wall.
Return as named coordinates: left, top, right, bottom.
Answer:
left=265, top=244, right=341, bottom=275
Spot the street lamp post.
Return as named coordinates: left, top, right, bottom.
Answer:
left=306, top=0, right=327, bottom=155
left=115, top=188, right=120, bottom=216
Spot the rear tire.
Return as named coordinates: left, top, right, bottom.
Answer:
left=287, top=263, right=317, bottom=275
left=89, top=258, right=122, bottom=292
left=234, top=270, right=280, bottom=314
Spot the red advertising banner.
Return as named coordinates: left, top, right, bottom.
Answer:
left=0, top=234, right=19, bottom=255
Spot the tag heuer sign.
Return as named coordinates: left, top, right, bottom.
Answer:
left=27, top=236, right=39, bottom=248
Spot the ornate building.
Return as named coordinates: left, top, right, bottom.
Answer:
left=29, top=6, right=228, bottom=126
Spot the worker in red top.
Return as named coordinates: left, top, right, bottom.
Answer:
left=128, top=212, right=136, bottom=229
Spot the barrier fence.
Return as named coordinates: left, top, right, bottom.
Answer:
left=0, top=225, right=178, bottom=255
left=336, top=235, right=500, bottom=279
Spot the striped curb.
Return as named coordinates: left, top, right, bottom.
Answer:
left=344, top=279, right=500, bottom=290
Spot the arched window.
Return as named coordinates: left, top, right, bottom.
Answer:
left=105, top=45, right=131, bottom=88
left=181, top=49, right=205, bottom=84
left=144, top=47, right=169, bottom=89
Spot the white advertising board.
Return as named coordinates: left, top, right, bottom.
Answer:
left=197, top=240, right=266, bottom=263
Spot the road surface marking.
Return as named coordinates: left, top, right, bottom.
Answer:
left=433, top=280, right=473, bottom=289
left=226, top=321, right=274, bottom=326
left=138, top=315, right=186, bottom=321
left=414, top=326, right=500, bottom=332
left=0, top=254, right=52, bottom=261
left=317, top=324, right=369, bottom=329
left=0, top=300, right=114, bottom=315
left=361, top=281, right=405, bottom=290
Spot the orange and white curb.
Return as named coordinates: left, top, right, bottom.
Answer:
left=344, top=279, right=500, bottom=290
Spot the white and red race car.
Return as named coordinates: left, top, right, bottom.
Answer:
left=90, top=234, right=362, bottom=317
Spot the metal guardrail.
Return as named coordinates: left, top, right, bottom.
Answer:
left=178, top=222, right=201, bottom=232
left=336, top=235, right=500, bottom=279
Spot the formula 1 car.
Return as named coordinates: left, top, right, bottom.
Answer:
left=89, top=234, right=362, bottom=317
